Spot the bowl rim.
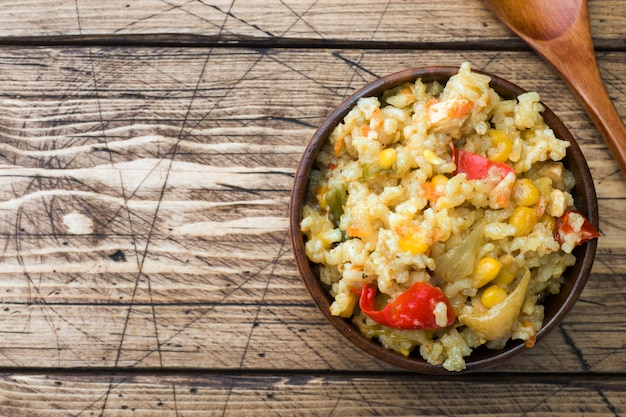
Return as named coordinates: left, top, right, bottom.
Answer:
left=289, top=65, right=598, bottom=374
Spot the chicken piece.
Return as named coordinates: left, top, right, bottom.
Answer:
left=427, top=98, right=473, bottom=136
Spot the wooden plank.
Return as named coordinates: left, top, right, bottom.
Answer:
left=0, top=304, right=379, bottom=370
left=0, top=296, right=624, bottom=373
left=0, top=2, right=623, bottom=416
left=0, top=0, right=624, bottom=47
left=0, top=372, right=624, bottom=416
left=0, top=47, right=623, bottom=374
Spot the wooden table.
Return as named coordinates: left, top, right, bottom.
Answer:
left=0, top=1, right=625, bottom=415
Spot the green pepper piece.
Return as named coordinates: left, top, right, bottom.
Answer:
left=326, top=182, right=347, bottom=226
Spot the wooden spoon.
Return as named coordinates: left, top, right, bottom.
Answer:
left=484, top=0, right=626, bottom=177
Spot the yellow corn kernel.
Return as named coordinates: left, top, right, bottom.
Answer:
left=509, top=206, right=538, bottom=237
left=430, top=174, right=449, bottom=195
left=399, top=234, right=429, bottom=255
left=473, top=257, right=503, bottom=288
left=379, top=147, right=397, bottom=170
left=481, top=285, right=508, bottom=308
left=424, top=174, right=448, bottom=202
left=492, top=266, right=517, bottom=285
left=512, top=178, right=540, bottom=207
left=488, top=129, right=513, bottom=163
left=431, top=173, right=448, bottom=189
left=316, top=184, right=329, bottom=210
left=423, top=149, right=445, bottom=165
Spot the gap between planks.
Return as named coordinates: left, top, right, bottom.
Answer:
left=1, top=368, right=625, bottom=385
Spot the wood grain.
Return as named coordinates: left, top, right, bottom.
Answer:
left=0, top=47, right=623, bottom=375
left=0, top=0, right=624, bottom=47
left=0, top=1, right=625, bottom=414
left=0, top=372, right=625, bottom=416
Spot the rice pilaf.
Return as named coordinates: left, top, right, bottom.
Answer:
left=300, top=62, right=595, bottom=371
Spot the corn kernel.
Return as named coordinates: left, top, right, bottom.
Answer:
left=316, top=184, right=329, bottom=210
left=379, top=147, right=397, bottom=170
left=492, top=267, right=517, bottom=285
left=430, top=174, right=449, bottom=195
left=423, top=174, right=448, bottom=202
left=488, top=129, right=513, bottom=163
left=423, top=149, right=445, bottom=165
left=509, top=206, right=538, bottom=236
left=472, top=257, right=502, bottom=288
left=399, top=234, right=429, bottom=255
left=481, top=285, right=508, bottom=308
left=431, top=174, right=448, bottom=189
left=513, top=178, right=540, bottom=207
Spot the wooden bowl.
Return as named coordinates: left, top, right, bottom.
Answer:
left=289, top=66, right=598, bottom=374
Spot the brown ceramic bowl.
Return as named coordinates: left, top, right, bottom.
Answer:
left=289, top=66, right=598, bottom=374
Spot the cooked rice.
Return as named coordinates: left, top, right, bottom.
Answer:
left=300, top=62, right=577, bottom=371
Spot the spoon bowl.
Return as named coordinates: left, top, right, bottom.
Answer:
left=484, top=0, right=626, bottom=177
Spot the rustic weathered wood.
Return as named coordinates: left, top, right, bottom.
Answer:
left=0, top=372, right=625, bottom=416
left=0, top=0, right=625, bottom=414
left=0, top=300, right=624, bottom=373
left=0, top=47, right=623, bottom=376
left=0, top=0, right=624, bottom=47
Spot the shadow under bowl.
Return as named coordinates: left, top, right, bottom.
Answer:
left=289, top=66, right=598, bottom=374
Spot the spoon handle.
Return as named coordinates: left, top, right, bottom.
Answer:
left=563, top=53, right=626, bottom=177
left=523, top=2, right=626, bottom=176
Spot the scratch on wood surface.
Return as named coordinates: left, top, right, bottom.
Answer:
left=238, top=230, right=291, bottom=369
left=275, top=0, right=322, bottom=38
left=110, top=0, right=195, bottom=35
left=595, top=387, right=621, bottom=417
left=78, top=0, right=164, bottom=372
left=331, top=51, right=379, bottom=80
left=108, top=77, right=178, bottom=374
left=372, top=0, right=392, bottom=40
left=110, top=39, right=220, bottom=370
left=73, top=0, right=82, bottom=34
left=559, top=325, right=591, bottom=371
left=98, top=375, right=128, bottom=417
left=171, top=382, right=180, bottom=417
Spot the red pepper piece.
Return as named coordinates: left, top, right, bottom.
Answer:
left=554, top=208, right=600, bottom=246
left=358, top=282, right=454, bottom=330
left=453, top=145, right=515, bottom=180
